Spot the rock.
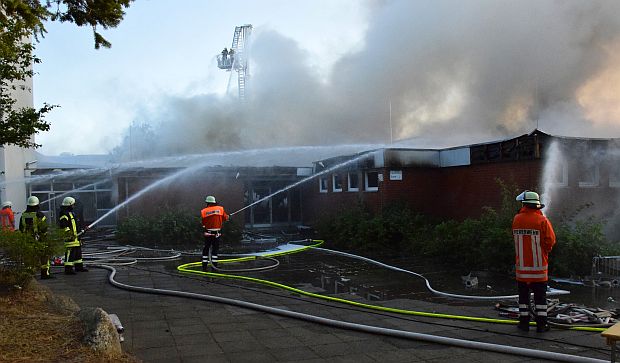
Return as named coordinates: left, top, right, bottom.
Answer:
left=46, top=293, right=80, bottom=315
left=78, top=307, right=122, bottom=358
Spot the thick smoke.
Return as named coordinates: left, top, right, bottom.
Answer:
left=114, top=0, right=620, bottom=159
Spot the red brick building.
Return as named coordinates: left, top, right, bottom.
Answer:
left=301, top=130, right=620, bottom=239
left=28, top=130, right=620, bottom=239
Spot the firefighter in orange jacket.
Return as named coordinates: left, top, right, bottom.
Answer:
left=1, top=201, right=15, bottom=231
left=513, top=190, right=556, bottom=333
left=200, top=195, right=229, bottom=271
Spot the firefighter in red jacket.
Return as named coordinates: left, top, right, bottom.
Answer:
left=513, top=190, right=556, bottom=333
left=200, top=195, right=229, bottom=271
left=1, top=201, right=15, bottom=231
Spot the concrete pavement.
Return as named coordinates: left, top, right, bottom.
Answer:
left=41, top=261, right=612, bottom=363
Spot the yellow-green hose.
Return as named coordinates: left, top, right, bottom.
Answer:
left=177, top=240, right=605, bottom=332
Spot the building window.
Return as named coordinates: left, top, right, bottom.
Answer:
left=348, top=173, right=359, bottom=192
left=545, top=162, right=568, bottom=187
left=365, top=171, right=379, bottom=192
left=319, top=176, right=328, bottom=193
left=610, top=164, right=620, bottom=188
left=579, top=164, right=600, bottom=188
left=333, top=174, right=342, bottom=192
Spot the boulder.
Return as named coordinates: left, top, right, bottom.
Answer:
left=78, top=307, right=122, bottom=357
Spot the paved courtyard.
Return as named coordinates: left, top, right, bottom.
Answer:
left=42, top=261, right=611, bottom=363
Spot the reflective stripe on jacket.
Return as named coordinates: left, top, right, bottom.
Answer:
left=0, top=208, right=15, bottom=231
left=200, top=206, right=229, bottom=231
left=59, top=211, right=80, bottom=248
left=512, top=207, right=556, bottom=282
left=19, top=211, right=47, bottom=239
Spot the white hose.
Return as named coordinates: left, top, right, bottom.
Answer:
left=314, top=247, right=569, bottom=300
left=96, top=264, right=607, bottom=363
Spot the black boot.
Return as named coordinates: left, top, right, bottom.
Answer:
left=75, top=263, right=89, bottom=272
left=65, top=266, right=76, bottom=275
left=517, top=317, right=529, bottom=332
left=41, top=270, right=54, bottom=280
left=536, top=317, right=550, bottom=332
left=202, top=263, right=209, bottom=272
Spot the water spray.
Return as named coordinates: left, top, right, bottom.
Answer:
left=540, top=140, right=562, bottom=215
left=39, top=180, right=108, bottom=207
left=229, top=150, right=378, bottom=216
left=86, top=160, right=217, bottom=229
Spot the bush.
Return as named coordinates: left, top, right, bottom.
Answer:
left=0, top=228, right=64, bottom=287
left=116, top=211, right=202, bottom=246
left=313, top=179, right=618, bottom=278
left=551, top=217, right=619, bottom=278
left=116, top=210, right=243, bottom=247
left=316, top=202, right=432, bottom=257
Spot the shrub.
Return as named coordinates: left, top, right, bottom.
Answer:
left=316, top=202, right=432, bottom=257
left=116, top=210, right=243, bottom=247
left=551, top=217, right=619, bottom=278
left=311, top=179, right=617, bottom=278
left=116, top=211, right=202, bottom=246
left=0, top=228, right=64, bottom=287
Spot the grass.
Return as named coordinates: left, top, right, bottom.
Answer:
left=0, top=281, right=140, bottom=363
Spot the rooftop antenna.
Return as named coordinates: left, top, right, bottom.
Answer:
left=389, top=99, right=393, bottom=144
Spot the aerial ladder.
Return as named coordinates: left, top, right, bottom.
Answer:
left=217, top=24, right=252, bottom=103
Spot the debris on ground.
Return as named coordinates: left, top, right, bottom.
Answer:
left=495, top=299, right=619, bottom=327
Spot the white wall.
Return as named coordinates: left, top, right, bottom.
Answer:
left=0, top=57, right=35, bottom=216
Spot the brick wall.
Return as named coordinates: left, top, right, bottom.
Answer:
left=302, top=159, right=544, bottom=223
left=116, top=169, right=245, bottom=224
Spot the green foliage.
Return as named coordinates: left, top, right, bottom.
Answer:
left=0, top=228, right=64, bottom=286
left=0, top=14, right=56, bottom=148
left=0, top=0, right=132, bottom=148
left=116, top=210, right=244, bottom=248
left=316, top=202, right=432, bottom=256
left=221, top=219, right=243, bottom=245
left=551, top=218, right=618, bottom=278
left=116, top=211, right=203, bottom=246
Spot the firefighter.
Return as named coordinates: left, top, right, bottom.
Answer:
left=200, top=195, right=229, bottom=271
left=228, top=49, right=235, bottom=65
left=58, top=197, right=88, bottom=275
left=513, top=190, right=556, bottom=333
left=19, top=196, right=52, bottom=279
left=1, top=201, right=15, bottom=231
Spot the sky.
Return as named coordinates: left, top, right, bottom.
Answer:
left=34, top=0, right=367, bottom=155
left=33, top=0, right=620, bottom=157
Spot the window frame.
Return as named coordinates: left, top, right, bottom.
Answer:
left=333, top=174, right=342, bottom=192
left=347, top=172, right=359, bottom=192
left=319, top=176, right=328, bottom=193
left=578, top=164, right=600, bottom=188
left=365, top=171, right=379, bottom=192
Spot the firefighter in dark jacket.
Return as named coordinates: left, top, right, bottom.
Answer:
left=58, top=197, right=88, bottom=275
left=200, top=195, right=229, bottom=271
left=19, top=196, right=52, bottom=279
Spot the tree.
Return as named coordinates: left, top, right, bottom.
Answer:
left=0, top=0, right=133, bottom=148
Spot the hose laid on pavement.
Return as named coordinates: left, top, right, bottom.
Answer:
left=313, top=247, right=570, bottom=300
left=97, top=263, right=608, bottom=363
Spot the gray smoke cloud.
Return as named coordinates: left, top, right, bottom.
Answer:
left=114, top=0, right=620, bottom=159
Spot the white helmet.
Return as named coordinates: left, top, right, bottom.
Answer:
left=205, top=195, right=216, bottom=203
left=62, top=196, right=76, bottom=207
left=27, top=196, right=39, bottom=206
left=516, top=190, right=544, bottom=209
left=1, top=201, right=12, bottom=208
